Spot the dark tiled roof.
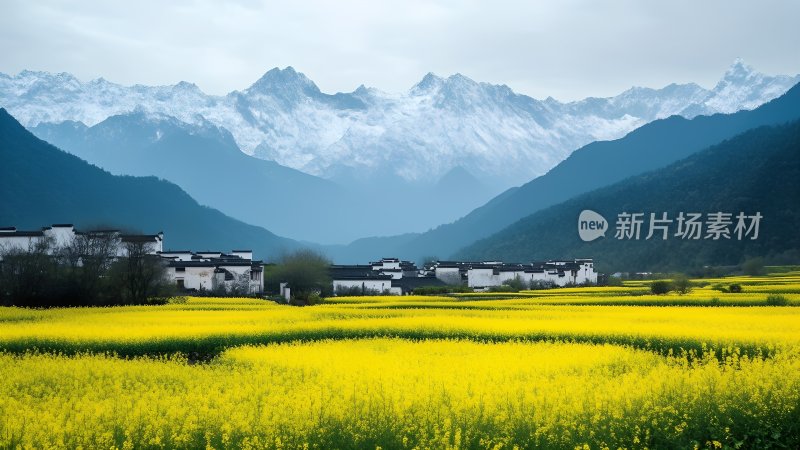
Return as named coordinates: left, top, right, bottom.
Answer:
left=120, top=234, right=161, bottom=243
left=0, top=230, right=44, bottom=237
left=168, top=260, right=261, bottom=268
left=334, top=275, right=393, bottom=281
left=391, top=276, right=447, bottom=291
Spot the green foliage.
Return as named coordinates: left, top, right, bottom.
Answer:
left=502, top=275, right=527, bottom=291
left=672, top=274, right=693, bottom=295
left=712, top=283, right=729, bottom=293
left=271, top=249, right=331, bottom=304
left=729, top=283, right=743, bottom=293
left=766, top=295, right=789, bottom=306
left=529, top=280, right=557, bottom=290
left=742, top=257, right=765, bottom=276
left=650, top=280, right=673, bottom=295
left=0, top=234, right=173, bottom=307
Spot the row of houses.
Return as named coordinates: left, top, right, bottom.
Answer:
left=331, top=257, right=597, bottom=294
left=433, top=259, right=597, bottom=288
left=0, top=224, right=164, bottom=255
left=330, top=258, right=447, bottom=295
left=0, top=224, right=264, bottom=294
left=3, top=225, right=596, bottom=298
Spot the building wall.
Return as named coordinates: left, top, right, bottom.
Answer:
left=435, top=267, right=462, bottom=285
left=44, top=226, right=75, bottom=248
left=0, top=235, right=39, bottom=254
left=467, top=268, right=497, bottom=288
left=169, top=265, right=263, bottom=294
left=467, top=262, right=598, bottom=288
left=173, top=267, right=215, bottom=291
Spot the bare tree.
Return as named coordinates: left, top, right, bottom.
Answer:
left=0, top=236, right=57, bottom=306
left=57, top=232, right=121, bottom=304
left=111, top=239, right=172, bottom=304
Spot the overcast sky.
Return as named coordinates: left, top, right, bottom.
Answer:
left=1, top=0, right=798, bottom=101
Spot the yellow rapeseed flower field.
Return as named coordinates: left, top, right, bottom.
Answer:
left=1, top=272, right=799, bottom=448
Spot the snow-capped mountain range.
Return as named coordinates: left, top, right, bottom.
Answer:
left=1, top=59, right=798, bottom=188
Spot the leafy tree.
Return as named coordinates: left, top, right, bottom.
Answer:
left=271, top=249, right=332, bottom=304
left=650, top=280, right=673, bottom=295
left=672, top=274, right=693, bottom=295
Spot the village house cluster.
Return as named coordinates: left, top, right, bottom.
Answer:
left=331, top=257, right=597, bottom=294
left=3, top=224, right=596, bottom=299
left=159, top=250, right=263, bottom=294
left=0, top=224, right=264, bottom=295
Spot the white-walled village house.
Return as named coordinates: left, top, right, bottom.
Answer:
left=0, top=224, right=163, bottom=257
left=330, top=257, right=597, bottom=295
left=160, top=250, right=263, bottom=294
left=0, top=224, right=263, bottom=295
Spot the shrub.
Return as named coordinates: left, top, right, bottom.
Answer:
left=710, top=297, right=721, bottom=306
left=766, top=295, right=789, bottom=306
left=529, top=280, right=557, bottom=290
left=650, top=280, right=673, bottom=295
left=502, top=276, right=527, bottom=291
left=729, top=283, right=743, bottom=293
left=672, top=274, right=693, bottom=295
left=306, top=292, right=322, bottom=305
left=712, top=283, right=728, bottom=293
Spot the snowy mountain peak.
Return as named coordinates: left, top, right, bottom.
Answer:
left=411, top=72, right=445, bottom=93
left=2, top=60, right=798, bottom=190
left=173, top=80, right=202, bottom=93
left=246, top=66, right=319, bottom=95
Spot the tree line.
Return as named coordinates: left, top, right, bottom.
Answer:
left=0, top=233, right=173, bottom=307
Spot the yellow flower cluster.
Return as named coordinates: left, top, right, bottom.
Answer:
left=0, top=271, right=798, bottom=448
left=2, top=339, right=799, bottom=449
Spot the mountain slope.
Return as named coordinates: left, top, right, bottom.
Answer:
left=30, top=111, right=349, bottom=243
left=2, top=60, right=797, bottom=190
left=30, top=112, right=497, bottom=243
left=456, top=120, right=800, bottom=272
left=0, top=108, right=300, bottom=259
left=353, top=81, right=800, bottom=263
